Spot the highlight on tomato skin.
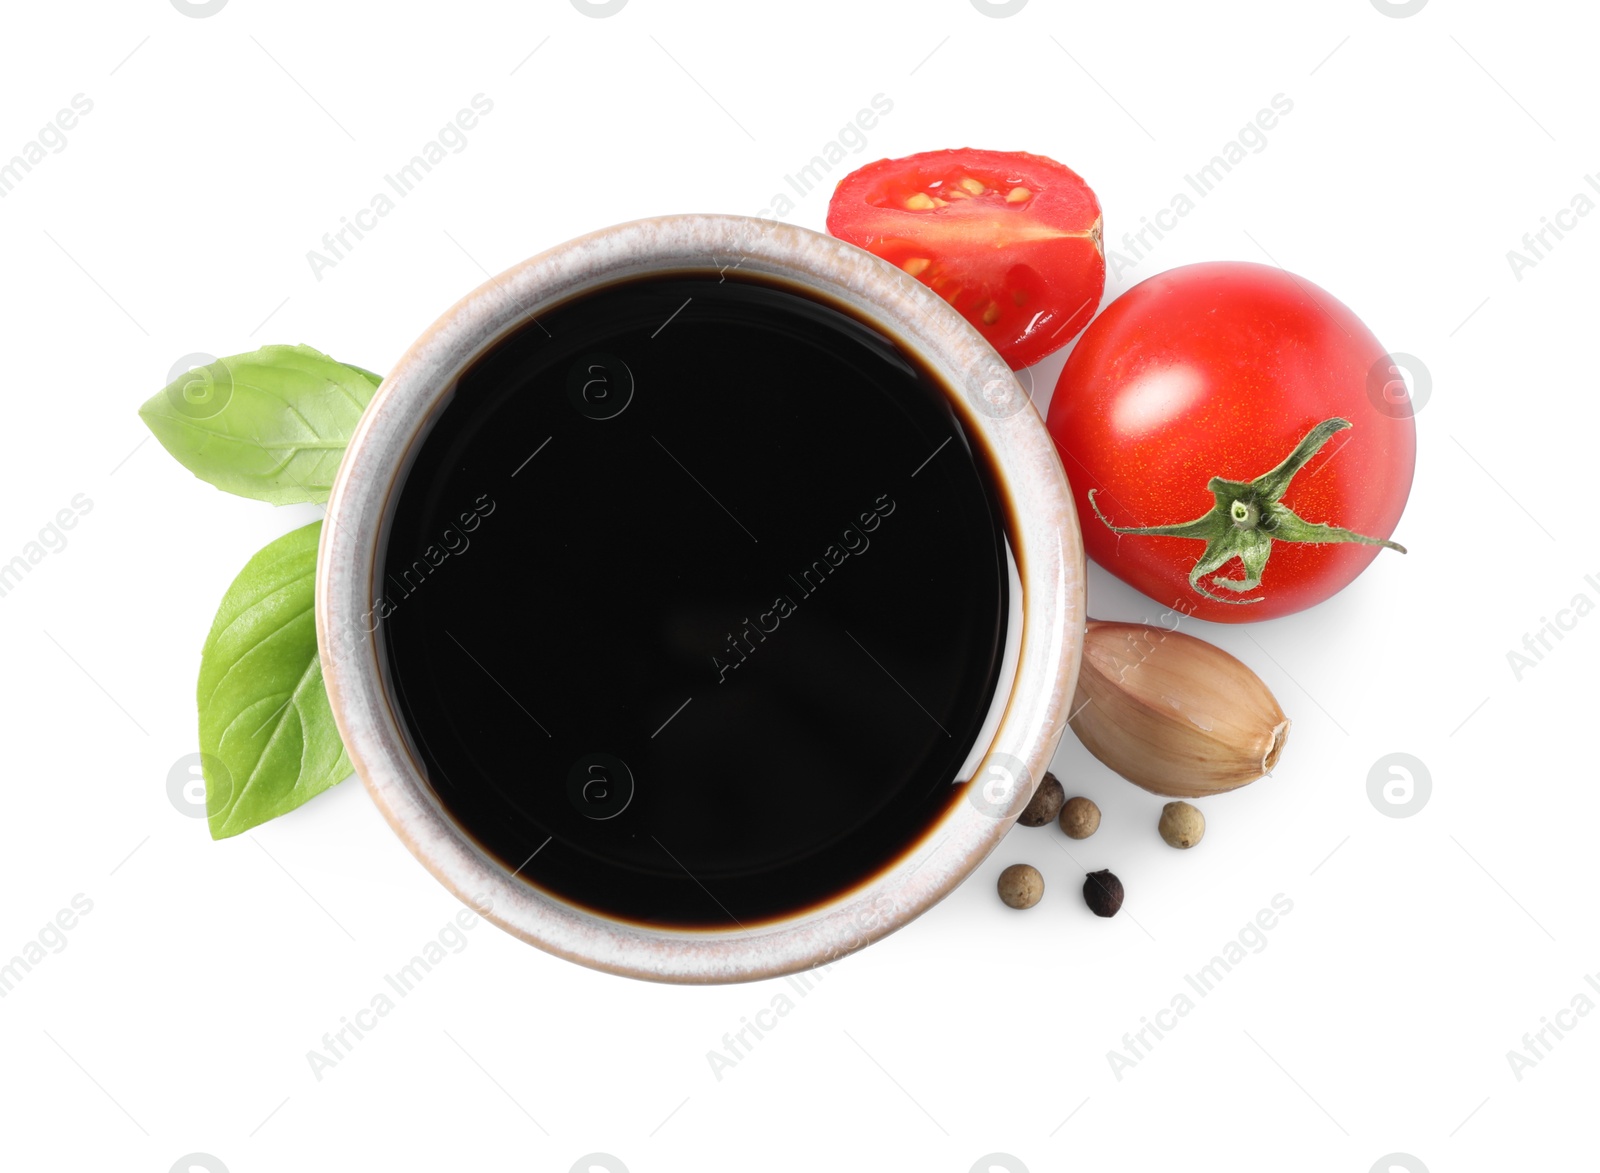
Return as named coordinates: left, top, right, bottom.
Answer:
left=826, top=148, right=1106, bottom=370
left=1046, top=261, right=1416, bottom=624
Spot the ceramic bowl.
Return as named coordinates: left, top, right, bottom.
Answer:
left=317, top=214, right=1085, bottom=983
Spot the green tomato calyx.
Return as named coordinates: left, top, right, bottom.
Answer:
left=1087, top=417, right=1406, bottom=605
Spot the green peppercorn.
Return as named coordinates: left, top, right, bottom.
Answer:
left=998, top=863, right=1044, bottom=910
left=1059, top=796, right=1101, bottom=839
left=1159, top=801, right=1205, bottom=849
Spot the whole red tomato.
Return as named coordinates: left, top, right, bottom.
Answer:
left=1046, top=261, right=1415, bottom=623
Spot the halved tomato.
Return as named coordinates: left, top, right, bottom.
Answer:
left=826, top=148, right=1105, bottom=369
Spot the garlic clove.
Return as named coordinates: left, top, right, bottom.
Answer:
left=1070, top=620, right=1290, bottom=798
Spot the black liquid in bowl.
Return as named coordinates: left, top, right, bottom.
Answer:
left=379, top=274, right=1011, bottom=927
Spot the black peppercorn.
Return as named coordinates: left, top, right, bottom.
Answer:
left=1083, top=869, right=1124, bottom=918
left=1017, top=771, right=1065, bottom=827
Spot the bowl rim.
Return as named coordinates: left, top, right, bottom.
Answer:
left=316, top=213, right=1085, bottom=984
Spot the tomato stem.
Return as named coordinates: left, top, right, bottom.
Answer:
left=1087, top=417, right=1405, bottom=605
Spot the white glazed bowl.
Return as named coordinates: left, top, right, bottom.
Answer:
left=317, top=214, right=1085, bottom=983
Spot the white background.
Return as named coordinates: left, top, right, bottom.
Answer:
left=0, top=1, right=1594, bottom=1170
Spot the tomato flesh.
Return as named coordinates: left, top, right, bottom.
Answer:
left=827, top=149, right=1105, bottom=369
left=1046, top=262, right=1415, bottom=623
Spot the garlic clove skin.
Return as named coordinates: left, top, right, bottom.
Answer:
left=1069, top=620, right=1290, bottom=798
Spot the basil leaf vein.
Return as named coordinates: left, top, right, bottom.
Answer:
left=139, top=344, right=380, bottom=505
left=198, top=520, right=350, bottom=839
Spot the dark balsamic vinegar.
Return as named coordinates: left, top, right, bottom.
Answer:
left=380, top=274, right=1010, bottom=927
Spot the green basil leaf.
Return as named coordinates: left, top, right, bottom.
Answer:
left=198, top=520, right=350, bottom=838
left=342, top=362, right=386, bottom=387
left=139, top=344, right=381, bottom=505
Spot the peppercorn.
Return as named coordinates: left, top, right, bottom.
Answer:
left=1158, top=801, right=1205, bottom=849
left=1017, top=772, right=1065, bottom=827
left=1082, top=869, right=1123, bottom=918
left=1058, top=795, right=1101, bottom=839
left=997, top=863, right=1044, bottom=909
